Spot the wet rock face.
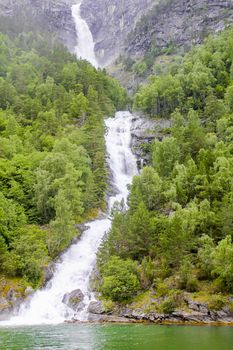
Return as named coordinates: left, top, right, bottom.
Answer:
left=43, top=262, right=56, bottom=285
left=29, top=0, right=77, bottom=52
left=0, top=0, right=153, bottom=66
left=130, top=116, right=172, bottom=169
left=0, top=288, right=24, bottom=320
left=126, top=0, right=233, bottom=59
left=62, top=289, right=84, bottom=312
left=0, top=0, right=77, bottom=53
left=81, top=0, right=155, bottom=66
left=0, top=297, right=11, bottom=320
left=2, top=0, right=233, bottom=67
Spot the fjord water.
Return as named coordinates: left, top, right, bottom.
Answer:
left=0, top=111, right=138, bottom=326
left=1, top=324, right=233, bottom=350
left=72, top=1, right=98, bottom=67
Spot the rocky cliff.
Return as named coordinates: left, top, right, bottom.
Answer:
left=0, top=0, right=155, bottom=66
left=126, top=0, right=233, bottom=59
left=1, top=0, right=233, bottom=67
left=80, top=0, right=155, bottom=66
left=0, top=0, right=77, bottom=52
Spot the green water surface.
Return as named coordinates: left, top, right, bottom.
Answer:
left=0, top=324, right=233, bottom=350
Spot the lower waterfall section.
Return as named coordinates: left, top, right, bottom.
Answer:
left=0, top=111, right=138, bottom=326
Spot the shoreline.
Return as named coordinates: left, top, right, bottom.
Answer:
left=67, top=317, right=233, bottom=327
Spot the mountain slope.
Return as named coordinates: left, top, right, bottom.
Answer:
left=126, top=0, right=233, bottom=59
left=81, top=0, right=156, bottom=66
left=1, top=0, right=233, bottom=68
left=0, top=0, right=76, bottom=52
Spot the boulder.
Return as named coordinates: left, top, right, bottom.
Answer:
left=6, top=288, right=17, bottom=302
left=88, top=301, right=105, bottom=314
left=25, top=286, right=34, bottom=296
left=0, top=297, right=11, bottom=319
left=62, top=289, right=84, bottom=312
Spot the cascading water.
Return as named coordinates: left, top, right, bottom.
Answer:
left=72, top=1, right=98, bottom=68
left=1, top=111, right=138, bottom=326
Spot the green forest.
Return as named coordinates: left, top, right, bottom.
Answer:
left=0, top=28, right=127, bottom=291
left=97, top=28, right=233, bottom=311
left=0, top=9, right=233, bottom=316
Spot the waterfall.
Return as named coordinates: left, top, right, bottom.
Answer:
left=1, top=111, right=138, bottom=326
left=72, top=1, right=98, bottom=68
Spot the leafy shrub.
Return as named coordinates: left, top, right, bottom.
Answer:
left=208, top=295, right=225, bottom=311
left=186, top=277, right=199, bottom=293
left=212, top=236, right=233, bottom=293
left=100, top=256, right=140, bottom=301
left=155, top=279, right=170, bottom=297
left=161, top=299, right=175, bottom=314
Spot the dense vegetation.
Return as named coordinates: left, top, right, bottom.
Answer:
left=0, top=29, right=127, bottom=288
left=98, top=28, right=233, bottom=306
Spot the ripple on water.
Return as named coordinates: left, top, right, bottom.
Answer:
left=0, top=324, right=233, bottom=350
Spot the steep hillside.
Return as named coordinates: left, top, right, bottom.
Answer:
left=97, top=27, right=233, bottom=323
left=81, top=0, right=156, bottom=66
left=126, top=0, right=233, bottom=60
left=0, top=0, right=77, bottom=52
left=0, top=15, right=127, bottom=315
left=110, top=0, right=233, bottom=91
left=0, top=0, right=156, bottom=66
left=2, top=0, right=233, bottom=69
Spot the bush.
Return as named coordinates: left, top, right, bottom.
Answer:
left=208, top=295, right=225, bottom=311
left=178, top=259, right=193, bottom=290
left=155, top=279, right=170, bottom=297
left=161, top=299, right=175, bottom=314
left=212, top=236, right=233, bottom=293
left=186, top=277, right=199, bottom=293
left=100, top=256, right=140, bottom=301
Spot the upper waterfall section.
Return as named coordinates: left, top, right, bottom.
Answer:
left=72, top=1, right=98, bottom=68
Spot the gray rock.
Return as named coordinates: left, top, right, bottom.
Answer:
left=43, top=262, right=56, bottom=285
left=2, top=0, right=233, bottom=70
left=6, top=288, right=17, bottom=302
left=187, top=300, right=200, bottom=312
left=81, top=0, right=154, bottom=66
left=62, top=289, right=84, bottom=312
left=88, top=301, right=105, bottom=314
left=187, top=300, right=209, bottom=314
left=102, top=297, right=233, bottom=324
left=199, top=305, right=209, bottom=314
left=126, top=0, right=233, bottom=61
left=0, top=0, right=77, bottom=54
left=0, top=297, right=11, bottom=317
left=130, top=115, right=171, bottom=169
left=87, top=313, right=136, bottom=323
left=25, top=287, right=34, bottom=296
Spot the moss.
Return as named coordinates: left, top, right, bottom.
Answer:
left=228, top=301, right=233, bottom=313
left=189, top=291, right=229, bottom=311
left=154, top=280, right=170, bottom=297
left=130, top=291, right=161, bottom=313
left=208, top=295, right=226, bottom=311
left=70, top=297, right=81, bottom=304
left=170, top=290, right=185, bottom=309
left=131, top=291, right=151, bottom=309
left=186, top=277, right=199, bottom=293
left=0, top=276, right=26, bottom=298
left=102, top=300, right=116, bottom=313
left=76, top=207, right=100, bottom=223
